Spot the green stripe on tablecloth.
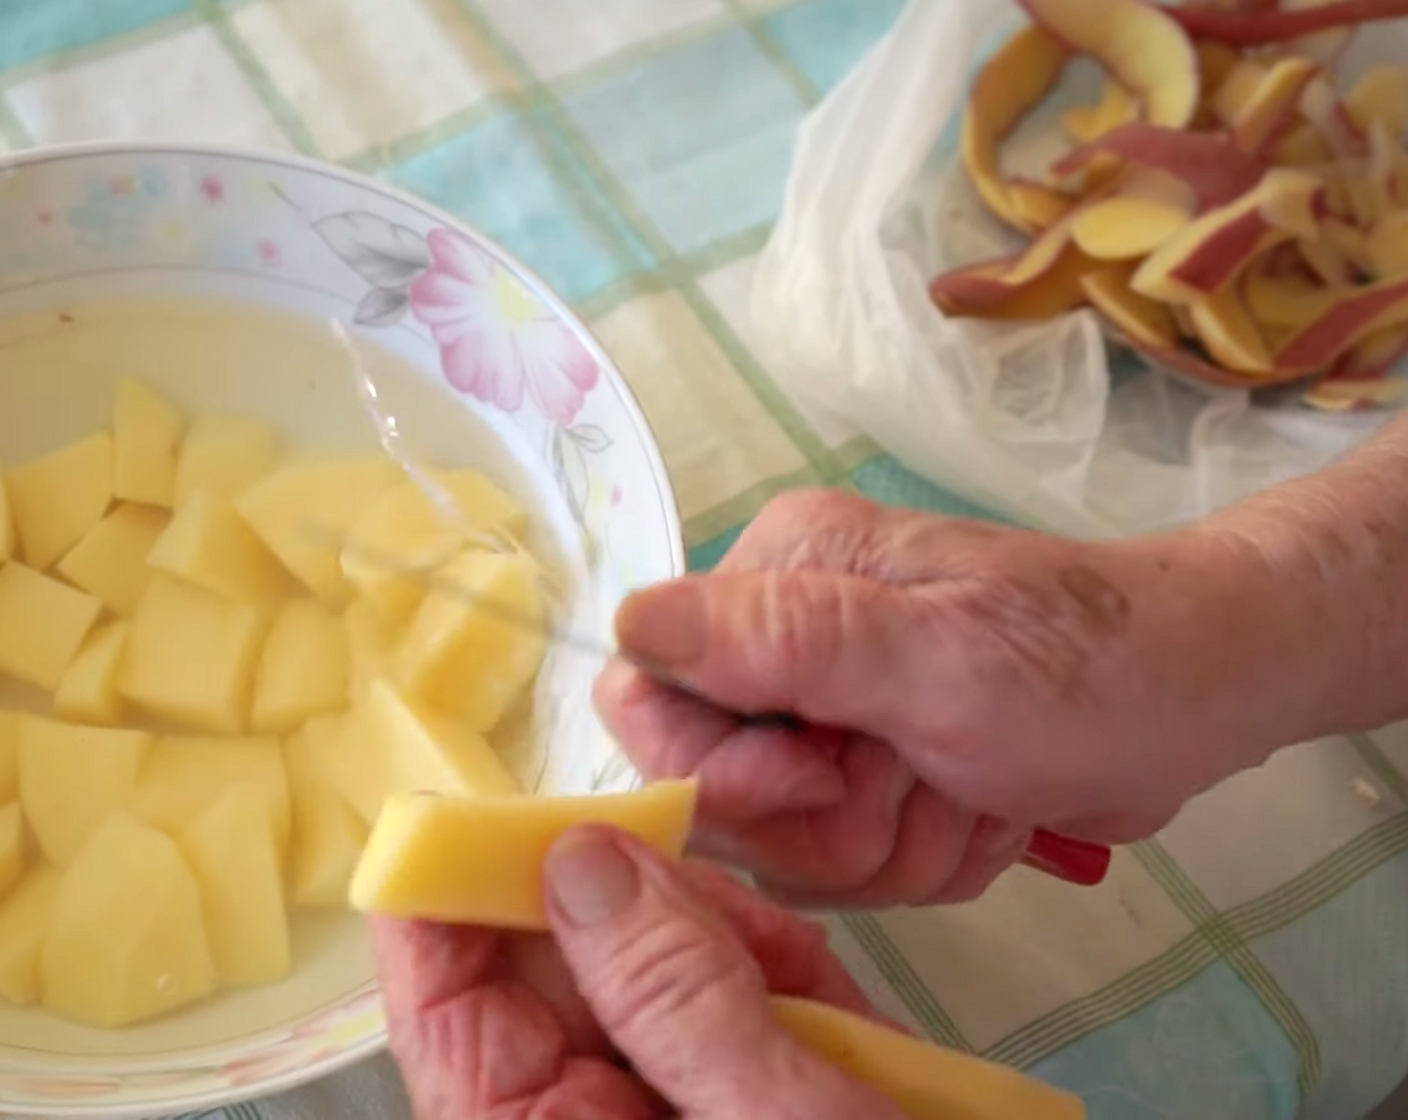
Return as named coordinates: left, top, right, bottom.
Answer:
left=842, top=913, right=973, bottom=1052
left=991, top=928, right=1216, bottom=1068
left=455, top=0, right=847, bottom=487
left=1134, top=840, right=1322, bottom=1098
left=1225, top=814, right=1408, bottom=942
left=192, top=0, right=324, bottom=158
left=989, top=813, right=1408, bottom=1069
left=1349, top=732, right=1408, bottom=808
left=574, top=219, right=776, bottom=322
left=720, top=0, right=823, bottom=106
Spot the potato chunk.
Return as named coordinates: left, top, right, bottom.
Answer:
left=286, top=719, right=366, bottom=908
left=395, top=550, right=547, bottom=732
left=53, top=621, right=130, bottom=727
left=147, top=491, right=295, bottom=604
left=0, top=563, right=103, bottom=692
left=235, top=457, right=402, bottom=603
left=180, top=785, right=291, bottom=988
left=42, top=815, right=216, bottom=1028
left=174, top=414, right=281, bottom=504
left=342, top=472, right=528, bottom=622
left=6, top=432, right=113, bottom=570
left=131, top=735, right=290, bottom=851
left=19, top=719, right=152, bottom=865
left=350, top=781, right=696, bottom=927
left=55, top=503, right=169, bottom=617
left=120, top=575, right=266, bottom=733
left=113, top=378, right=183, bottom=508
left=0, top=866, right=61, bottom=1005
left=332, top=680, right=518, bottom=826
left=251, top=600, right=348, bottom=733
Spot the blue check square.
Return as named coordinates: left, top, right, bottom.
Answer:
left=560, top=26, right=807, bottom=257
left=763, top=0, right=907, bottom=95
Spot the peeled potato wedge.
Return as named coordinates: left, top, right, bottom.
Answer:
left=771, top=997, right=1085, bottom=1120
left=349, top=781, right=698, bottom=928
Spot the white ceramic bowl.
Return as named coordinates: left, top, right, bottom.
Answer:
left=0, top=142, right=683, bottom=1117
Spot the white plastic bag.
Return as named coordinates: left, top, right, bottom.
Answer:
left=752, top=0, right=1403, bottom=539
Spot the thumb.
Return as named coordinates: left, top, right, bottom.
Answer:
left=614, top=571, right=929, bottom=732
left=544, top=827, right=898, bottom=1119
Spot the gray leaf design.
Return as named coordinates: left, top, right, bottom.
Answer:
left=354, top=286, right=409, bottom=327
left=550, top=426, right=590, bottom=526
left=567, top=423, right=613, bottom=454
left=313, top=212, right=431, bottom=288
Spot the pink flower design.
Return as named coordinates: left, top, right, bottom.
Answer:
left=200, top=175, right=225, bottom=203
left=257, top=237, right=281, bottom=267
left=409, top=229, right=598, bottom=425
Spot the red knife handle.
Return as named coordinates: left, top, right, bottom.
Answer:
left=1021, top=830, right=1112, bottom=886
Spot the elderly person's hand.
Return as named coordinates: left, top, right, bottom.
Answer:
left=375, top=826, right=905, bottom=1120
left=597, top=451, right=1408, bottom=907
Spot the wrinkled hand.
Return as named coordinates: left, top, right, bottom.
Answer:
left=597, top=490, right=1308, bottom=907
left=375, top=826, right=903, bottom=1120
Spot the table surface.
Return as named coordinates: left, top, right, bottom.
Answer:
left=2, top=2, right=1407, bottom=1118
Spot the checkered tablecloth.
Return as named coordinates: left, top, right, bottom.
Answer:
left=3, top=2, right=1408, bottom=1118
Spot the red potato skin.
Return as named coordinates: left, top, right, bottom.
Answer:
left=1278, top=275, right=1408, bottom=368
left=1052, top=125, right=1266, bottom=209
left=1169, top=211, right=1278, bottom=291
left=1328, top=326, right=1408, bottom=379
left=1168, top=0, right=1408, bottom=44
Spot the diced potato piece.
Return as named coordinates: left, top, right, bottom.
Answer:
left=770, top=997, right=1085, bottom=1120
left=344, top=598, right=401, bottom=704
left=286, top=719, right=366, bottom=908
left=180, top=785, right=291, bottom=988
left=349, top=781, right=697, bottom=928
left=395, top=550, right=547, bottom=732
left=342, top=472, right=529, bottom=622
left=0, top=712, right=17, bottom=804
left=120, top=575, right=266, bottom=733
left=0, top=563, right=103, bottom=692
left=131, top=735, right=290, bottom=850
left=19, top=719, right=152, bottom=866
left=42, top=815, right=216, bottom=1028
left=113, top=379, right=183, bottom=508
left=6, top=432, right=113, bottom=570
left=0, top=866, right=61, bottom=1005
left=147, top=491, right=295, bottom=605
left=236, top=457, right=402, bottom=603
left=175, top=414, right=282, bottom=504
left=0, top=803, right=22, bottom=898
left=55, top=503, right=169, bottom=617
left=332, top=680, right=518, bottom=826
left=0, top=475, right=14, bottom=561
left=252, top=601, right=349, bottom=733
left=54, top=621, right=130, bottom=727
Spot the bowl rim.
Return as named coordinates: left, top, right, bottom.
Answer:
left=0, top=138, right=687, bottom=1117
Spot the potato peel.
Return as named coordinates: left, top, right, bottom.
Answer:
left=934, top=2, right=1408, bottom=398
left=960, top=24, right=1069, bottom=231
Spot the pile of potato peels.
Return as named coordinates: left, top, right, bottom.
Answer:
left=934, top=0, right=1408, bottom=411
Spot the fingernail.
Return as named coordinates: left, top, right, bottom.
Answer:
left=546, top=831, right=642, bottom=928
left=615, top=581, right=706, bottom=669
